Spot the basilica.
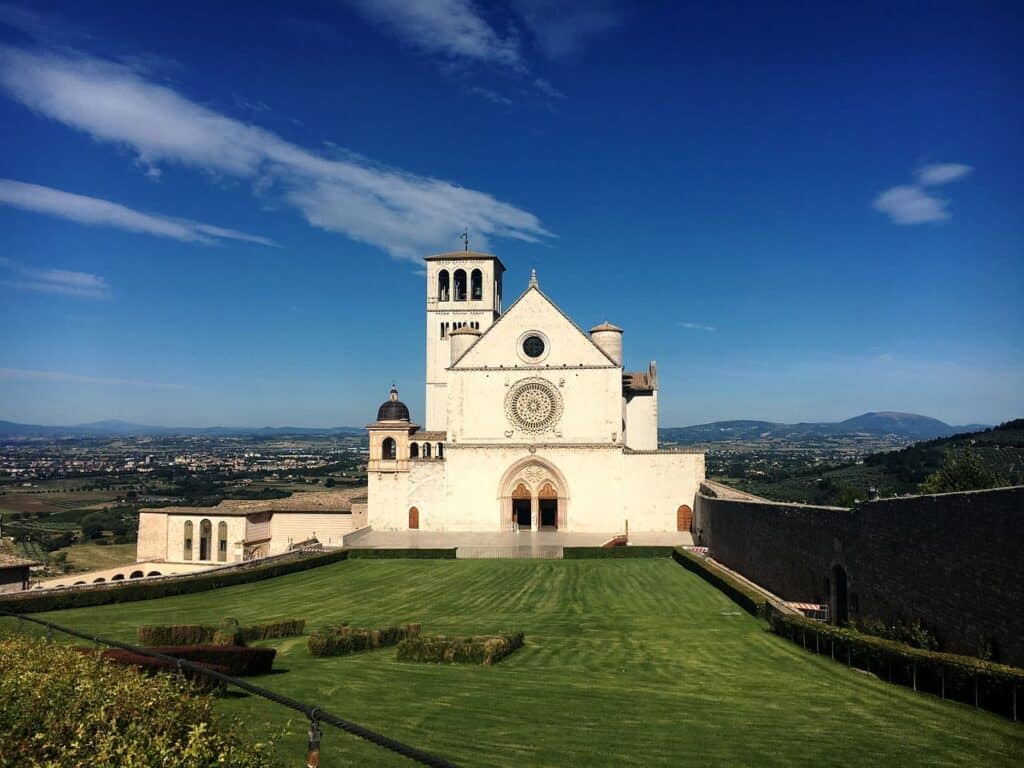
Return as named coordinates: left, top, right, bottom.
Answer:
left=367, top=250, right=705, bottom=534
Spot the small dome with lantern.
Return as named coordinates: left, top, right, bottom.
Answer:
left=376, top=386, right=410, bottom=422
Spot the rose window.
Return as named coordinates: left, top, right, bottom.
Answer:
left=506, top=378, right=562, bottom=433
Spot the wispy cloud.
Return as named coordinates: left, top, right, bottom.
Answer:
left=533, top=77, right=565, bottom=99
left=347, top=0, right=521, bottom=68
left=0, top=257, right=112, bottom=299
left=0, top=178, right=275, bottom=246
left=511, top=0, right=620, bottom=58
left=0, top=45, right=551, bottom=261
left=0, top=367, right=186, bottom=389
left=873, top=162, right=972, bottom=225
left=679, top=321, right=715, bottom=332
left=469, top=85, right=512, bottom=105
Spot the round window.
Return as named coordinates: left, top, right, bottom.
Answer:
left=522, top=335, right=545, bottom=358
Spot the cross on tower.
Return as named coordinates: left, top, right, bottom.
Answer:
left=460, top=229, right=469, bottom=251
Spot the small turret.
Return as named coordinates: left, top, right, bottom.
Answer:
left=589, top=321, right=623, bottom=366
left=449, top=325, right=481, bottom=365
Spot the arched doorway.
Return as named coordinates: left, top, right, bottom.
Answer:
left=676, top=504, right=693, bottom=532
left=409, top=506, right=420, bottom=529
left=199, top=519, right=212, bottom=561
left=498, top=457, right=569, bottom=531
left=831, top=564, right=849, bottom=625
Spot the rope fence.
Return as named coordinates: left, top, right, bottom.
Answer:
left=0, top=609, right=459, bottom=768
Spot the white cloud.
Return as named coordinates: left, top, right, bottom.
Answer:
left=0, top=367, right=185, bottom=388
left=0, top=178, right=275, bottom=245
left=469, top=85, right=512, bottom=105
left=917, top=163, right=972, bottom=186
left=0, top=256, right=111, bottom=299
left=679, top=321, right=715, bottom=332
left=533, top=77, right=566, bottom=99
left=511, top=0, right=619, bottom=58
left=347, top=0, right=521, bottom=68
left=873, top=162, right=971, bottom=225
left=873, top=185, right=950, bottom=225
left=0, top=45, right=551, bottom=261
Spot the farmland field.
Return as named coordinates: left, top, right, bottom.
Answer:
left=5, top=559, right=1022, bottom=767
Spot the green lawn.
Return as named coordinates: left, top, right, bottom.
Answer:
left=52, top=541, right=139, bottom=572
left=4, top=559, right=1021, bottom=767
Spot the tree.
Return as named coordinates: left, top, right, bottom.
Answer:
left=919, top=444, right=999, bottom=494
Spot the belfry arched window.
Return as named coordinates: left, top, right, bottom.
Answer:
left=423, top=442, right=432, bottom=458
left=382, top=437, right=397, bottom=460
left=453, top=269, right=467, bottom=301
left=438, top=270, right=449, bottom=301
left=470, top=269, right=483, bottom=300
left=410, top=442, right=419, bottom=458
left=437, top=443, right=444, bottom=459
left=218, top=521, right=228, bottom=562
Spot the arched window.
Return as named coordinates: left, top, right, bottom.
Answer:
left=471, top=269, right=483, bottom=300
left=111, top=573, right=125, bottom=581
left=423, top=442, right=432, bottom=458
left=218, top=521, right=228, bottom=562
left=410, top=442, right=419, bottom=458
left=437, top=443, right=444, bottom=459
left=409, top=506, right=420, bottom=529
left=438, top=270, right=450, bottom=301
left=129, top=570, right=144, bottom=579
left=382, top=437, right=397, bottom=460
left=199, top=519, right=212, bottom=561
left=183, top=520, right=193, bottom=561
left=453, top=269, right=467, bottom=301
left=146, top=571, right=162, bottom=577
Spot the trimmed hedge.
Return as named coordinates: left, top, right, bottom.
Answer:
left=2, top=549, right=350, bottom=614
left=137, top=617, right=306, bottom=647
left=768, top=609, right=1024, bottom=720
left=672, top=547, right=768, bottom=618
left=143, top=645, right=277, bottom=677
left=308, top=623, right=421, bottom=657
left=564, top=546, right=675, bottom=559
left=345, top=548, right=456, bottom=559
left=396, top=632, right=524, bottom=665
left=79, top=648, right=228, bottom=693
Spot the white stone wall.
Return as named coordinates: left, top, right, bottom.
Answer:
left=268, top=512, right=355, bottom=554
left=624, top=391, right=658, bottom=451
left=368, top=469, right=412, bottom=531
left=408, top=459, right=446, bottom=530
left=621, top=451, right=704, bottom=531
left=136, top=511, right=168, bottom=562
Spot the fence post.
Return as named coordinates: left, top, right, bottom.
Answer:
left=912, top=662, right=917, bottom=692
left=1013, top=682, right=1017, bottom=722
left=802, top=628, right=806, bottom=650
left=815, top=631, right=819, bottom=654
left=830, top=638, right=834, bottom=661
left=847, top=642, right=852, bottom=668
left=940, top=668, right=945, bottom=699
left=307, top=711, right=322, bottom=768
left=974, top=676, right=979, bottom=708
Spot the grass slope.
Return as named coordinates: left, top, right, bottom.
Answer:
left=53, top=542, right=139, bottom=572
left=5, top=560, right=1021, bottom=767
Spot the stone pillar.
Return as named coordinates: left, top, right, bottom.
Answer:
left=531, top=496, right=539, bottom=531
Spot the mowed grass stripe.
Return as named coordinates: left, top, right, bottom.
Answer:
left=5, top=559, right=1020, bottom=767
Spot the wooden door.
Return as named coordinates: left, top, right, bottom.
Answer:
left=409, top=506, right=419, bottom=530
left=676, top=504, right=692, bottom=532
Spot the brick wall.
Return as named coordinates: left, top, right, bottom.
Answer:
left=696, top=484, right=1024, bottom=667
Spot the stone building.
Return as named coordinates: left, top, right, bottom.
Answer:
left=0, top=552, right=36, bottom=593
left=367, top=251, right=705, bottom=533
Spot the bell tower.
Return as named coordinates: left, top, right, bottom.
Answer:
left=424, top=250, right=504, bottom=431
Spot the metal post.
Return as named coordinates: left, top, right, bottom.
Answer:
left=974, top=676, right=979, bottom=708
left=940, top=668, right=945, bottom=699
left=815, top=632, right=819, bottom=654
left=802, top=628, right=806, bottom=650
left=1013, top=682, right=1017, bottom=722
left=307, top=712, right=322, bottom=768
left=912, top=662, right=917, bottom=692
left=847, top=643, right=851, bottom=668
left=830, top=638, right=834, bottom=660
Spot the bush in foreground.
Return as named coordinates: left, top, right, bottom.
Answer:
left=138, top=645, right=277, bottom=677
left=396, top=632, right=524, bottom=665
left=0, top=634, right=275, bottom=767
left=308, top=623, right=420, bottom=657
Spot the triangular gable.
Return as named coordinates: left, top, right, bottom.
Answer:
left=452, top=285, right=618, bottom=369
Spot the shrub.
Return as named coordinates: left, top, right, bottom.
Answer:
left=94, top=648, right=228, bottom=693
left=138, top=618, right=306, bottom=647
left=144, top=645, right=276, bottom=676
left=212, top=617, right=244, bottom=646
left=0, top=634, right=275, bottom=767
left=346, top=548, right=456, bottom=559
left=564, top=546, right=674, bottom=559
left=672, top=547, right=768, bottom=618
left=768, top=609, right=1024, bottom=720
left=240, top=618, right=306, bottom=642
left=1, top=549, right=350, bottom=613
left=308, top=623, right=421, bottom=658
left=396, top=632, right=524, bottom=665
left=138, top=624, right=215, bottom=646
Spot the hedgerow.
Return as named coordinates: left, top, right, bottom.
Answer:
left=396, top=632, right=524, bottom=665
left=671, top=547, right=769, bottom=617
left=141, top=645, right=277, bottom=676
left=345, top=548, right=456, bottom=559
left=563, top=546, right=675, bottom=559
left=1, top=549, right=350, bottom=614
left=768, top=609, right=1024, bottom=720
left=0, top=633, right=276, bottom=767
left=308, top=623, right=421, bottom=657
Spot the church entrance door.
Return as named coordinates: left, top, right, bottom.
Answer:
left=539, top=499, right=558, bottom=530
left=513, top=499, right=531, bottom=529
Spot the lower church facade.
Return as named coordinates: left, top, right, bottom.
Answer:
left=367, top=251, right=704, bottom=534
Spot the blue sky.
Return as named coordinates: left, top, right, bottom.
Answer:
left=0, top=1, right=1020, bottom=428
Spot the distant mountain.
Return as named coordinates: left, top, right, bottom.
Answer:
left=0, top=419, right=363, bottom=439
left=660, top=412, right=989, bottom=444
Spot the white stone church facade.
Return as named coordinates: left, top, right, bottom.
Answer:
left=367, top=251, right=704, bottom=534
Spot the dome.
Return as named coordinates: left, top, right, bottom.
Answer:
left=376, top=386, right=410, bottom=422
